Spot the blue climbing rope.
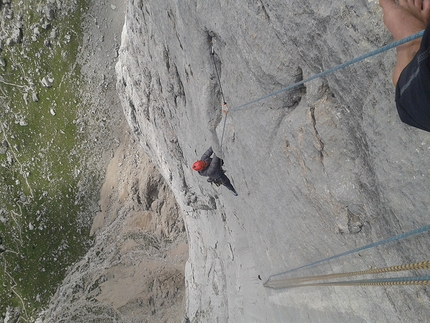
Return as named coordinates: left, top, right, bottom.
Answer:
left=266, top=223, right=430, bottom=282
left=232, top=30, right=425, bottom=112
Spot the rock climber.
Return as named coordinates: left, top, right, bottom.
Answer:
left=192, top=146, right=238, bottom=196
left=380, top=0, right=430, bottom=132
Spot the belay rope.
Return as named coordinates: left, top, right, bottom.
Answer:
left=264, top=224, right=430, bottom=289
left=211, top=31, right=425, bottom=146
left=211, top=44, right=229, bottom=156
left=267, top=275, right=430, bottom=289
left=231, top=30, right=425, bottom=111
left=264, top=260, right=430, bottom=289
left=271, top=223, right=430, bottom=277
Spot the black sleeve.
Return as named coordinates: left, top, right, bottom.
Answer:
left=210, top=153, right=221, bottom=169
left=200, top=147, right=213, bottom=161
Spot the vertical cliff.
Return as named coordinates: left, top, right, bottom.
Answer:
left=115, top=0, right=430, bottom=322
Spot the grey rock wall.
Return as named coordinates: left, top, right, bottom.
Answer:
left=116, top=0, right=430, bottom=322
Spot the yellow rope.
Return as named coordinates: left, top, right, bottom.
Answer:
left=264, top=260, right=430, bottom=289
left=269, top=277, right=430, bottom=289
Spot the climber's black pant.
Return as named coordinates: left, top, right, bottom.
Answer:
left=219, top=174, right=237, bottom=195
left=395, top=23, right=430, bottom=132
left=209, top=174, right=237, bottom=195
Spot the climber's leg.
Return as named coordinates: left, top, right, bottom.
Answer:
left=379, top=0, right=430, bottom=85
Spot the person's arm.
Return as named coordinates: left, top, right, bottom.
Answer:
left=210, top=152, right=221, bottom=169
left=200, top=147, right=213, bottom=160
left=205, top=152, right=222, bottom=177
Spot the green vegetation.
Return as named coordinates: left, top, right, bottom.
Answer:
left=0, top=0, right=98, bottom=320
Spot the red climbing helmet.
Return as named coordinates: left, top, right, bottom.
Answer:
left=192, top=160, right=208, bottom=171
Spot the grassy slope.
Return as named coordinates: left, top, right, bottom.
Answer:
left=0, top=0, right=98, bottom=320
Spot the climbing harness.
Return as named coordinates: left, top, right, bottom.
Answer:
left=264, top=260, right=430, bottom=289
left=231, top=30, right=425, bottom=112
left=211, top=44, right=229, bottom=155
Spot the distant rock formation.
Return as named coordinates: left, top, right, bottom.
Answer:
left=36, top=132, right=187, bottom=323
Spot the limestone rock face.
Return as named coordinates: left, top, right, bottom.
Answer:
left=116, top=0, right=430, bottom=322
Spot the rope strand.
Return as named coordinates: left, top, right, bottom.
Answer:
left=211, top=44, right=226, bottom=103
left=211, top=44, right=228, bottom=155
left=266, top=224, right=430, bottom=281
left=264, top=260, right=430, bottom=289
left=232, top=30, right=424, bottom=112
left=266, top=276, right=430, bottom=289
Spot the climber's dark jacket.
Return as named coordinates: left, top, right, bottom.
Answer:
left=198, top=147, right=224, bottom=180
